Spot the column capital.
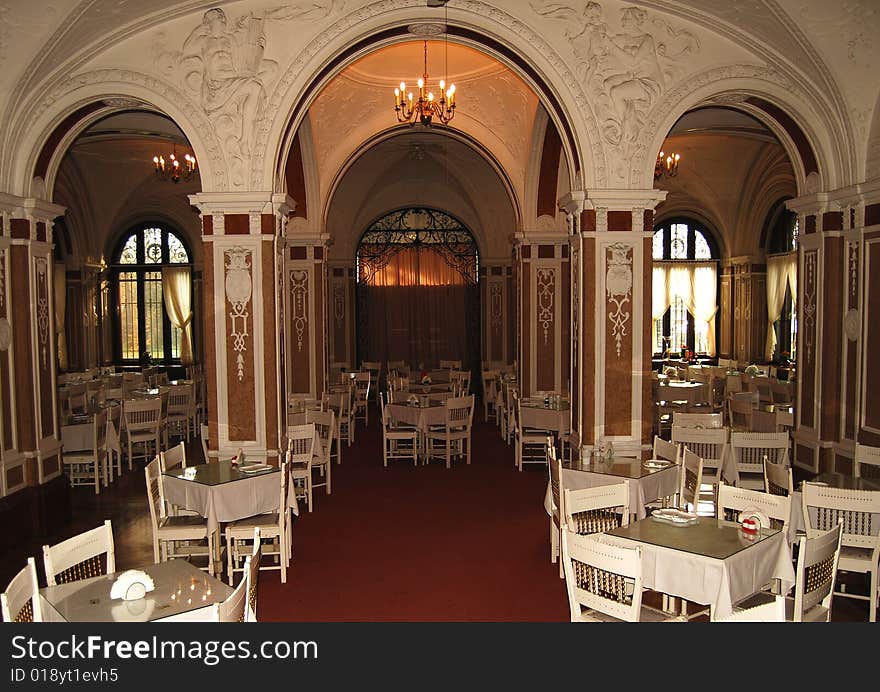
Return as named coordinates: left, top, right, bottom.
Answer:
left=586, top=188, right=667, bottom=210
left=0, top=193, right=65, bottom=225
left=558, top=190, right=587, bottom=216
left=188, top=191, right=277, bottom=216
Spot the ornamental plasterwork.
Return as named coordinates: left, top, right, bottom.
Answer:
left=0, top=246, right=5, bottom=314
left=332, top=281, right=346, bottom=329
left=258, top=0, right=607, bottom=188
left=28, top=69, right=227, bottom=190
left=802, top=251, right=817, bottom=365
left=225, top=247, right=253, bottom=382
left=490, top=282, right=503, bottom=328
left=290, top=269, right=309, bottom=352
left=848, top=240, right=859, bottom=303
left=605, top=243, right=632, bottom=358
left=35, top=257, right=49, bottom=370
left=536, top=268, right=556, bottom=345
left=571, top=242, right=579, bottom=366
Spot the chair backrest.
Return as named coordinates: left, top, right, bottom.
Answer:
left=1, top=558, right=43, bottom=623
left=563, top=481, right=630, bottom=535
left=678, top=447, right=704, bottom=512
left=354, top=372, right=371, bottom=397
left=652, top=436, right=679, bottom=464
left=43, top=520, right=115, bottom=586
left=730, top=431, right=789, bottom=470
left=166, top=383, right=193, bottom=412
left=747, top=375, right=773, bottom=403
left=672, top=412, right=723, bottom=429
left=145, top=456, right=168, bottom=532
left=548, top=452, right=562, bottom=523
left=123, top=397, right=162, bottom=431
left=712, top=596, right=786, bottom=622
left=716, top=481, right=791, bottom=531
left=854, top=443, right=880, bottom=482
left=305, top=409, right=335, bottom=458
left=792, top=521, right=843, bottom=622
left=160, top=441, right=187, bottom=473
left=561, top=530, right=645, bottom=622
left=763, top=458, right=793, bottom=496
left=671, top=425, right=727, bottom=479
left=445, top=395, right=474, bottom=430
left=246, top=528, right=262, bottom=622
left=770, top=378, right=793, bottom=405
left=200, top=424, right=210, bottom=463
left=801, top=482, right=880, bottom=554
left=286, top=423, right=316, bottom=465
left=213, top=557, right=250, bottom=622
left=439, top=359, right=461, bottom=370
left=749, top=409, right=779, bottom=432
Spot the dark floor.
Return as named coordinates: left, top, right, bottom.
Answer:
left=0, top=407, right=868, bottom=622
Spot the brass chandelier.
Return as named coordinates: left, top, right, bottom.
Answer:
left=152, top=144, right=196, bottom=183
left=394, top=41, right=456, bottom=126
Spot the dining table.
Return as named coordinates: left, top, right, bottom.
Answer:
left=655, top=380, right=709, bottom=405
left=600, top=515, right=796, bottom=620
left=59, top=403, right=122, bottom=485
left=39, top=559, right=233, bottom=622
left=162, top=459, right=299, bottom=535
left=520, top=398, right=570, bottom=440
left=545, top=455, right=681, bottom=521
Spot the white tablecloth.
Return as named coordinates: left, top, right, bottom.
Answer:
left=601, top=519, right=795, bottom=620
left=387, top=403, right=446, bottom=432
left=544, top=462, right=681, bottom=520
left=520, top=405, right=570, bottom=438
left=163, top=467, right=298, bottom=535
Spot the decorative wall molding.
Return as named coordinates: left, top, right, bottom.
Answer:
left=490, top=282, right=503, bottom=328
left=536, top=267, right=555, bottom=345
left=290, top=269, right=309, bottom=353
left=605, top=243, right=632, bottom=358
left=332, top=280, right=346, bottom=329
left=803, top=250, right=817, bottom=365
left=35, top=257, right=49, bottom=370
left=224, top=247, right=253, bottom=381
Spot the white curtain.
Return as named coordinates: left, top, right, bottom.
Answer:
left=162, top=266, right=193, bottom=366
left=656, top=260, right=719, bottom=356
left=54, top=263, right=68, bottom=371
left=766, top=253, right=797, bottom=359
left=652, top=265, right=671, bottom=350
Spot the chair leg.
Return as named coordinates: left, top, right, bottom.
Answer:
left=226, top=535, right=234, bottom=585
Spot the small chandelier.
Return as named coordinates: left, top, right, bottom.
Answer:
left=654, top=150, right=681, bottom=180
left=394, top=41, right=456, bottom=126
left=152, top=144, right=196, bottom=183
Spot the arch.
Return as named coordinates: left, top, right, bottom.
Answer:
left=262, top=2, right=596, bottom=199
left=638, top=65, right=850, bottom=192
left=7, top=71, right=225, bottom=199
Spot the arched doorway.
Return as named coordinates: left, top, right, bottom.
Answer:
left=355, top=207, right=479, bottom=373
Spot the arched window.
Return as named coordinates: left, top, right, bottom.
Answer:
left=652, top=219, right=719, bottom=356
left=766, top=208, right=798, bottom=361
left=111, top=225, right=192, bottom=363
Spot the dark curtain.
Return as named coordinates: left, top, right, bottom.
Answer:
left=357, top=247, right=476, bottom=370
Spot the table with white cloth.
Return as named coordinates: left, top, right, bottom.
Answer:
left=520, top=400, right=570, bottom=440
left=601, top=516, right=796, bottom=620
left=544, top=456, right=681, bottom=521
left=60, top=404, right=121, bottom=485
left=655, top=380, right=709, bottom=405
left=162, top=460, right=299, bottom=536
left=39, top=559, right=233, bottom=622
left=387, top=401, right=447, bottom=460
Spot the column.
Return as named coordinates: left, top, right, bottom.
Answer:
left=514, top=234, right=570, bottom=398
left=0, top=194, right=67, bottom=549
left=284, top=222, right=329, bottom=400
left=787, top=194, right=845, bottom=473
left=565, top=189, right=665, bottom=453
left=480, top=260, right=514, bottom=366
left=188, top=192, right=288, bottom=464
left=856, top=185, right=880, bottom=459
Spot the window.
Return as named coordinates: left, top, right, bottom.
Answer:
left=652, top=220, right=719, bottom=355
left=767, top=209, right=798, bottom=361
left=111, top=225, right=191, bottom=363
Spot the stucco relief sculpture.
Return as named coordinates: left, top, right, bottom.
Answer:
left=532, top=2, right=698, bottom=151
left=605, top=243, right=632, bottom=358
left=225, top=247, right=253, bottom=382
left=164, top=4, right=336, bottom=186
left=290, top=270, right=309, bottom=352
left=536, top=268, right=556, bottom=345
left=35, top=257, right=50, bottom=370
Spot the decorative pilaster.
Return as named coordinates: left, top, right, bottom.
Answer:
left=0, top=194, right=65, bottom=500
left=574, top=189, right=665, bottom=451
left=327, top=260, right=356, bottom=370
left=481, top=261, right=514, bottom=367
left=189, top=192, right=289, bottom=464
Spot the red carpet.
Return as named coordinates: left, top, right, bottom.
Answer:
left=259, top=407, right=569, bottom=621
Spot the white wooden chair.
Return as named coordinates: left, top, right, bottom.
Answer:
left=671, top=425, right=727, bottom=513
left=144, top=457, right=216, bottom=576
left=730, top=431, right=789, bottom=490
left=716, top=481, right=791, bottom=533
left=42, top=520, right=116, bottom=586
left=123, top=397, right=162, bottom=468
left=1, top=558, right=43, bottom=623
left=854, top=443, right=880, bottom=482
left=61, top=409, right=107, bottom=494
left=563, top=480, right=631, bottom=534
left=305, top=408, right=334, bottom=494
left=513, top=394, right=549, bottom=472
left=212, top=554, right=251, bottom=622
left=548, top=443, right=563, bottom=573
left=225, top=462, right=290, bottom=585
left=763, top=458, right=794, bottom=497
left=770, top=378, right=794, bottom=405
left=677, top=447, right=704, bottom=514
left=652, top=435, right=679, bottom=464
left=159, top=442, right=200, bottom=517
left=353, top=372, right=371, bottom=427
left=165, top=382, right=195, bottom=443
left=105, top=403, right=123, bottom=482
left=801, top=482, right=880, bottom=622
left=200, top=423, right=210, bottom=463
left=727, top=390, right=758, bottom=429
left=287, top=423, right=317, bottom=512
left=380, top=394, right=418, bottom=467
left=561, top=530, right=678, bottom=622
left=424, top=395, right=474, bottom=469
